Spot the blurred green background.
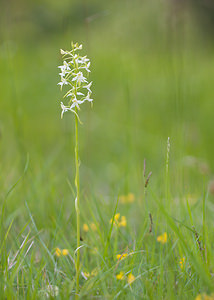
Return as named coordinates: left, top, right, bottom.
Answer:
left=1, top=0, right=214, bottom=226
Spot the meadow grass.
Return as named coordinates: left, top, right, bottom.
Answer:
left=0, top=135, right=214, bottom=299
left=1, top=1, right=214, bottom=299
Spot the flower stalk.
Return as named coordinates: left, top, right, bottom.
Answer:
left=75, top=108, right=80, bottom=297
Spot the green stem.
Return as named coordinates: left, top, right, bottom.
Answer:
left=75, top=109, right=80, bottom=298
left=165, top=137, right=170, bottom=206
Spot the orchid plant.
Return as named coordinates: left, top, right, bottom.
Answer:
left=58, top=42, right=93, bottom=298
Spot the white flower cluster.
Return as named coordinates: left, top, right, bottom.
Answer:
left=58, top=42, right=93, bottom=119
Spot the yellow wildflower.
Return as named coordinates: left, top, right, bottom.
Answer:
left=110, top=213, right=127, bottom=227
left=179, top=257, right=185, bottom=269
left=83, top=271, right=90, bottom=279
left=90, top=223, right=97, bottom=231
left=62, top=249, right=69, bottom=256
left=110, top=215, right=118, bottom=225
left=115, top=213, right=120, bottom=221
left=91, top=268, right=98, bottom=276
left=83, top=268, right=98, bottom=279
left=119, top=193, right=135, bottom=204
left=127, top=273, right=135, bottom=285
left=116, top=253, right=128, bottom=260
left=55, top=248, right=61, bottom=257
left=83, top=223, right=89, bottom=232
left=195, top=294, right=214, bottom=300
left=157, top=232, right=167, bottom=244
left=119, top=216, right=127, bottom=227
left=127, top=193, right=135, bottom=203
left=116, top=271, right=125, bottom=280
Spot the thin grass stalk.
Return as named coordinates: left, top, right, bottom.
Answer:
left=165, top=137, right=170, bottom=205
left=202, top=187, right=207, bottom=262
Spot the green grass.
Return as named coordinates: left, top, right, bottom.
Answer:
left=1, top=0, right=214, bottom=298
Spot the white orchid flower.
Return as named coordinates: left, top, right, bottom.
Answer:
left=58, top=43, right=93, bottom=119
